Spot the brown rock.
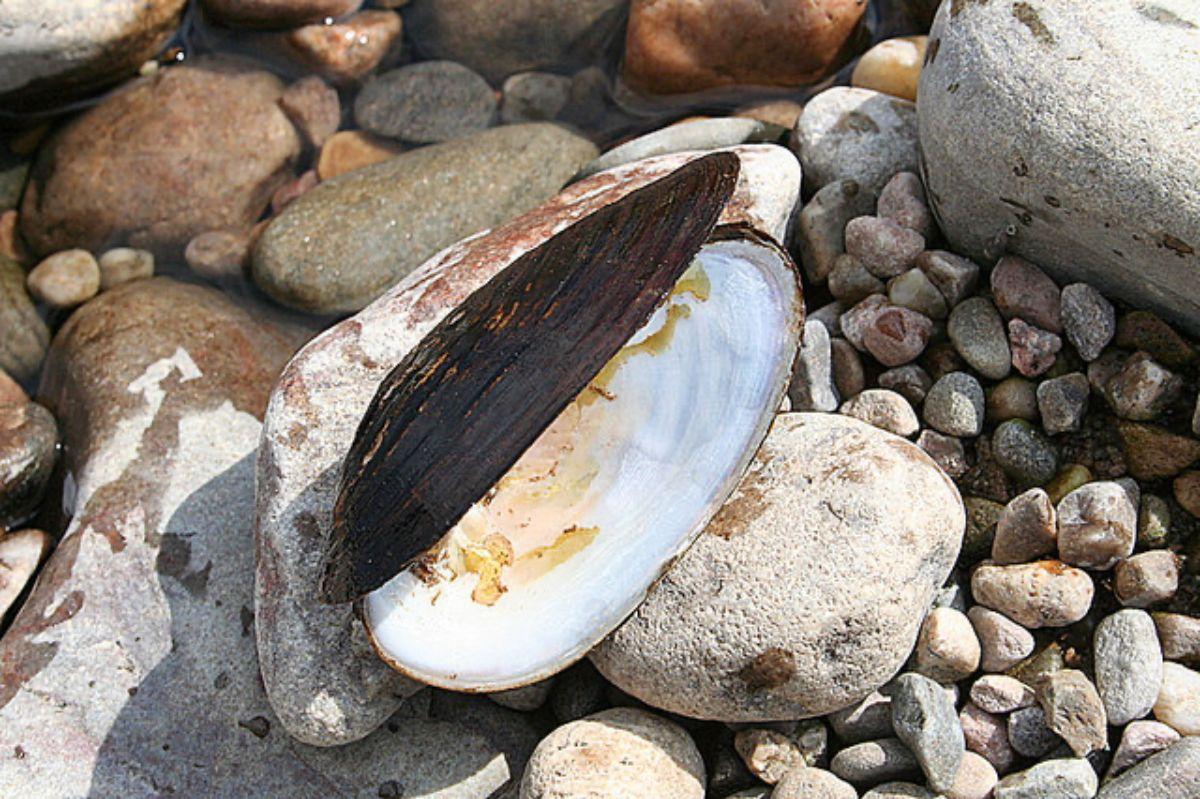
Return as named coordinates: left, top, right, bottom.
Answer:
left=270, top=170, right=319, bottom=215
left=20, top=60, right=301, bottom=258
left=201, top=0, right=362, bottom=28
left=992, top=488, right=1056, bottom=565
left=1034, top=669, right=1107, bottom=757
left=1117, top=421, right=1200, bottom=481
left=278, top=76, right=340, bottom=150
left=991, top=256, right=1062, bottom=334
left=316, top=130, right=404, bottom=180
left=1174, top=470, right=1200, bottom=518
left=0, top=367, right=27, bottom=407
left=184, top=230, right=252, bottom=284
left=0, top=256, right=48, bottom=383
left=971, top=560, right=1093, bottom=629
left=1154, top=613, right=1200, bottom=665
left=285, top=10, right=402, bottom=85
left=1115, top=551, right=1179, bottom=608
left=622, top=0, right=868, bottom=95
left=0, top=210, right=29, bottom=265
left=0, top=401, right=58, bottom=528
left=1115, top=310, right=1196, bottom=368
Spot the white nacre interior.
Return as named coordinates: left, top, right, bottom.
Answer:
left=364, top=236, right=800, bottom=690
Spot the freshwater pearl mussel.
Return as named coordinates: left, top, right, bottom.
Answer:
left=319, top=152, right=805, bottom=691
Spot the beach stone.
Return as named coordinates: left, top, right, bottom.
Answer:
left=993, top=488, right=1056, bottom=565
left=772, top=767, right=858, bottom=799
left=948, top=751, right=998, bottom=799
left=0, top=0, right=188, bottom=111
left=1101, top=739, right=1200, bottom=799
left=733, top=728, right=805, bottom=784
left=914, top=607, right=981, bottom=683
left=924, top=372, right=985, bottom=437
left=277, top=76, right=340, bottom=150
left=520, top=708, right=704, bottom=799
left=0, top=529, right=50, bottom=622
left=790, top=320, right=839, bottom=413
left=968, top=606, right=1034, bottom=673
left=1114, top=311, right=1195, bottom=369
left=971, top=675, right=1035, bottom=715
left=253, top=146, right=802, bottom=742
left=1060, top=284, right=1115, bottom=362
left=1115, top=551, right=1179, bottom=608
left=917, top=250, right=979, bottom=307
left=0, top=256, right=49, bottom=382
left=988, top=377, right=1039, bottom=424
left=831, top=337, right=866, bottom=399
left=846, top=216, right=925, bottom=279
left=843, top=294, right=889, bottom=351
left=578, top=118, right=780, bottom=180
left=796, top=179, right=878, bottom=284
left=1037, top=374, right=1089, bottom=435
left=354, top=61, right=496, bottom=144
left=889, top=268, right=947, bottom=319
left=880, top=364, right=932, bottom=406
left=0, top=400, right=58, bottom=529
left=1154, top=613, right=1200, bottom=665
left=1107, top=721, right=1180, bottom=780
left=1117, top=421, right=1200, bottom=481
left=972, top=561, right=1093, bottom=629
left=26, top=249, right=100, bottom=308
left=501, top=72, right=572, bottom=124
left=22, top=60, right=300, bottom=259
left=593, top=413, right=963, bottom=721
left=993, top=759, right=1097, bottom=799
left=1176, top=471, right=1200, bottom=517
left=863, top=306, right=933, bottom=367
left=993, top=419, right=1058, bottom=486
left=1006, top=706, right=1062, bottom=759
left=831, top=738, right=921, bottom=787
left=919, top=0, right=1200, bottom=336
left=1094, top=610, right=1163, bottom=726
left=253, top=123, right=597, bottom=314
left=285, top=10, right=402, bottom=85
left=991, top=257, right=1063, bottom=334
left=917, top=430, right=968, bottom=479
left=1035, top=670, right=1107, bottom=757
left=315, top=130, right=404, bottom=180
left=878, top=171, right=934, bottom=239
left=948, top=297, right=1011, bottom=380
left=97, top=248, right=154, bottom=291
left=622, top=0, right=866, bottom=95
left=1102, top=352, right=1183, bottom=421
left=184, top=230, right=251, bottom=285
left=202, top=0, right=361, bottom=27
left=1154, top=662, right=1200, bottom=736
left=1056, top=481, right=1137, bottom=570
left=891, top=673, right=965, bottom=792
left=960, top=702, right=1015, bottom=774
left=792, top=87, right=919, bottom=194
left=830, top=254, right=886, bottom=305
left=1009, top=319, right=1061, bottom=378
left=830, top=691, right=894, bottom=745
left=0, top=281, right=524, bottom=796
left=852, top=37, right=927, bottom=102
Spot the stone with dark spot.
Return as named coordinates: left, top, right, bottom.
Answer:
left=591, top=413, right=964, bottom=720
left=0, top=280, right=525, bottom=796
left=919, top=0, right=1200, bottom=335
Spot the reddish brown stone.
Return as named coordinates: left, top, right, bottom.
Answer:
left=623, top=0, right=868, bottom=94
left=285, top=10, right=403, bottom=85
left=201, top=0, right=362, bottom=28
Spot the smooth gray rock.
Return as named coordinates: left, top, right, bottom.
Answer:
left=923, top=371, right=985, bottom=437
left=890, top=673, right=964, bottom=792
left=1007, top=706, right=1063, bottom=759
left=253, top=146, right=802, bottom=743
left=500, top=72, right=572, bottom=123
left=829, top=690, right=894, bottom=745
left=948, top=297, right=1011, bottom=380
left=994, top=758, right=1098, bottom=799
left=831, top=738, right=922, bottom=787
left=354, top=60, right=497, bottom=144
left=591, top=413, right=963, bottom=721
left=577, top=117, right=781, bottom=179
left=918, top=0, right=1200, bottom=335
left=992, top=419, right=1058, bottom=486
left=790, top=319, right=840, bottom=412
left=252, top=123, right=597, bottom=314
left=793, top=86, right=919, bottom=194
left=1094, top=610, right=1163, bottom=726
left=1098, top=737, right=1200, bottom=798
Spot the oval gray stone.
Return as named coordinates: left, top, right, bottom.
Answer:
left=1094, top=609, right=1164, bottom=726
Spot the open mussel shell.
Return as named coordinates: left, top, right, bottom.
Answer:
left=322, top=153, right=804, bottom=691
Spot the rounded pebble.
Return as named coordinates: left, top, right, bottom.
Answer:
left=992, top=488, right=1057, bottom=565
left=771, top=766, right=857, bottom=799
left=1154, top=662, right=1200, bottom=736
left=1094, top=609, right=1163, bottom=726
left=851, top=37, right=927, bottom=102
left=840, top=389, right=919, bottom=437
left=948, top=297, right=1011, bottom=380
left=354, top=61, right=496, bottom=144
left=97, top=247, right=153, bottom=291
left=992, top=419, right=1058, bottom=486
left=914, top=607, right=981, bottom=683
left=968, top=606, right=1035, bottom=673
left=845, top=215, right=925, bottom=279
left=971, top=560, right=1093, bottom=629
left=924, top=372, right=985, bottom=437
left=1056, top=481, right=1137, bottom=570
left=26, top=248, right=99, bottom=308
left=1060, top=283, right=1115, bottom=362
left=1115, top=550, right=1179, bottom=608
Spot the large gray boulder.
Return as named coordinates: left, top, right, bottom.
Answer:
left=918, top=0, right=1200, bottom=333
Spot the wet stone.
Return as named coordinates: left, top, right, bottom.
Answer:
left=1115, top=551, right=1178, bottom=608
left=970, top=675, right=1035, bottom=715
left=1037, top=374, right=1090, bottom=436
left=829, top=253, right=885, bottom=304
left=917, top=250, right=979, bottom=307
left=1094, top=610, right=1163, bottom=726
left=917, top=430, right=968, bottom=479
left=839, top=389, right=919, bottom=437
left=924, top=371, right=985, bottom=437
left=993, top=488, right=1057, bottom=565
left=891, top=672, right=964, bottom=793
left=500, top=72, right=571, bottom=124
left=0, top=401, right=59, bottom=528
left=1035, top=670, right=1107, bottom=757
left=991, top=256, right=1062, bottom=334
left=948, top=297, right=1011, bottom=380
left=1060, top=284, right=1115, bottom=362
left=315, top=130, right=404, bottom=180
left=97, top=247, right=154, bottom=291
left=1056, top=481, right=1137, bottom=570
left=185, top=230, right=251, bottom=284
left=968, top=606, right=1034, bottom=674
left=994, top=758, right=1097, bottom=799
left=971, top=561, right=1093, bottom=629
left=285, top=10, right=403, bottom=86
left=851, top=36, right=928, bottom=102
left=845, top=215, right=925, bottom=279
left=26, top=249, right=100, bottom=308
left=0, top=255, right=49, bottom=382
left=877, top=171, right=934, bottom=239
left=1103, top=352, right=1183, bottom=421
left=1009, top=319, right=1061, bottom=378
left=354, top=60, right=496, bottom=144
left=889, top=267, right=948, bottom=319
